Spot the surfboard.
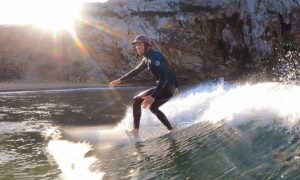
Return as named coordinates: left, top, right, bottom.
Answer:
left=61, top=126, right=133, bottom=146
left=61, top=126, right=170, bottom=146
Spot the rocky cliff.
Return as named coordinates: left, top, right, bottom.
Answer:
left=1, top=0, right=300, bottom=84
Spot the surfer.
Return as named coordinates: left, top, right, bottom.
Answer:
left=109, top=35, right=179, bottom=137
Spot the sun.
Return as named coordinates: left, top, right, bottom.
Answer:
left=33, top=1, right=82, bottom=32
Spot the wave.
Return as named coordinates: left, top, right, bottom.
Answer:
left=117, top=82, right=300, bottom=134
left=47, top=82, right=300, bottom=179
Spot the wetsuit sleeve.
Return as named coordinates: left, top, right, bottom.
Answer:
left=151, top=56, right=169, bottom=99
left=118, top=59, right=147, bottom=82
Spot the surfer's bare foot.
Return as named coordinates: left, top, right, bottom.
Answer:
left=126, top=128, right=139, bottom=137
left=168, top=128, right=175, bottom=133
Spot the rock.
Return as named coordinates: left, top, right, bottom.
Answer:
left=79, top=0, right=300, bottom=83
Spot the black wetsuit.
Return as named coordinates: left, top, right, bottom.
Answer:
left=119, top=48, right=178, bottom=130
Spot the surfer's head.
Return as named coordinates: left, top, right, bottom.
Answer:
left=131, top=35, right=151, bottom=56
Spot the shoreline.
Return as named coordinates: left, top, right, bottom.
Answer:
left=0, top=82, right=193, bottom=93
left=0, top=82, right=136, bottom=92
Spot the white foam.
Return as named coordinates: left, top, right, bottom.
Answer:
left=47, top=140, right=104, bottom=180
left=200, top=82, right=300, bottom=130
left=117, top=82, right=300, bottom=133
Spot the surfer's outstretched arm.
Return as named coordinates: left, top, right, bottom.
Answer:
left=109, top=59, right=147, bottom=88
left=118, top=59, right=147, bottom=82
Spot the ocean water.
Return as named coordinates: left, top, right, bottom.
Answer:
left=1, top=82, right=300, bottom=179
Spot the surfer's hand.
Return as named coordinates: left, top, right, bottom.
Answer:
left=141, top=96, right=154, bottom=109
left=109, top=79, right=121, bottom=88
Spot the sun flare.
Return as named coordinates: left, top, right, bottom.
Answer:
left=0, top=1, right=82, bottom=32
left=33, top=1, right=82, bottom=31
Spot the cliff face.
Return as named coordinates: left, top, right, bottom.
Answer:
left=0, top=0, right=300, bottom=84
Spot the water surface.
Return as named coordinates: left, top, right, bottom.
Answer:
left=1, top=83, right=300, bottom=180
